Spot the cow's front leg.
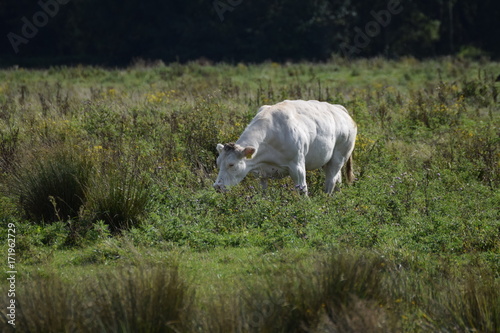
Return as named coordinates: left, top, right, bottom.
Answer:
left=289, top=162, right=308, bottom=195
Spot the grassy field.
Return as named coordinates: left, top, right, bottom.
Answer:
left=0, top=57, right=499, bottom=332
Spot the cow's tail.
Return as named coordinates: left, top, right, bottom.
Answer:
left=345, top=154, right=355, bottom=184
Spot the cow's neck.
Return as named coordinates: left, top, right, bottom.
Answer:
left=236, top=117, right=277, bottom=171
left=235, top=124, right=266, bottom=152
left=236, top=132, right=266, bottom=169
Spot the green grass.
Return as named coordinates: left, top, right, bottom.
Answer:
left=0, top=57, right=499, bottom=332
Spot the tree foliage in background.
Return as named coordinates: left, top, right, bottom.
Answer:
left=0, top=0, right=499, bottom=66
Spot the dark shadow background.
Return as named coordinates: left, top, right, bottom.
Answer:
left=1, top=0, right=499, bottom=67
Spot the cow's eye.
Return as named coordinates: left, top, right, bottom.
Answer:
left=228, top=163, right=234, bottom=168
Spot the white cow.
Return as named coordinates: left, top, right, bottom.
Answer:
left=213, top=100, right=357, bottom=194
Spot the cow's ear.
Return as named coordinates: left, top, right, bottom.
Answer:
left=216, top=143, right=224, bottom=154
left=243, top=147, right=256, bottom=159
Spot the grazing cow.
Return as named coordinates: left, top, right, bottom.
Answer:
left=213, top=100, right=357, bottom=195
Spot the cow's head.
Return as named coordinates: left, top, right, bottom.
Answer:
left=213, top=142, right=256, bottom=192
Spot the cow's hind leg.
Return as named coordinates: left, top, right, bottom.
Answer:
left=323, top=150, right=347, bottom=194
left=260, top=178, right=268, bottom=191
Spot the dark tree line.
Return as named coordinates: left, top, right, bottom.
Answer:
left=1, top=0, right=499, bottom=67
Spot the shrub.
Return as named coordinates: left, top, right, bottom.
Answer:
left=432, top=272, right=500, bottom=332
left=175, top=95, right=248, bottom=180
left=9, top=263, right=191, bottom=333
left=190, top=250, right=398, bottom=333
left=460, top=71, right=497, bottom=108
left=83, top=168, right=151, bottom=232
left=93, top=264, right=191, bottom=332
left=178, top=97, right=224, bottom=174
left=10, top=143, right=154, bottom=234
left=245, top=251, right=396, bottom=332
left=407, top=82, right=465, bottom=129
left=11, top=148, right=93, bottom=223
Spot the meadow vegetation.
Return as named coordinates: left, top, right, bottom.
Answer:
left=0, top=57, right=499, bottom=332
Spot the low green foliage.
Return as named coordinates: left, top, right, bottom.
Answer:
left=0, top=58, right=498, bottom=332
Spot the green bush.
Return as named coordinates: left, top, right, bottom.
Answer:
left=84, top=168, right=152, bottom=232
left=11, top=264, right=191, bottom=333
left=12, top=148, right=93, bottom=223
left=10, top=145, right=152, bottom=235
left=238, top=251, right=396, bottom=333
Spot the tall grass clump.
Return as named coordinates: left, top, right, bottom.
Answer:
left=9, top=272, right=84, bottom=333
left=10, top=145, right=152, bottom=234
left=261, top=251, right=396, bottom=333
left=404, top=263, right=498, bottom=332
left=11, top=148, right=93, bottom=223
left=84, top=168, right=152, bottom=232
left=89, top=264, right=191, bottom=332
left=192, top=251, right=500, bottom=333
left=5, top=263, right=191, bottom=333
left=194, top=251, right=398, bottom=333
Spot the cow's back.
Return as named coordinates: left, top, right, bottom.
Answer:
left=239, top=100, right=356, bottom=170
